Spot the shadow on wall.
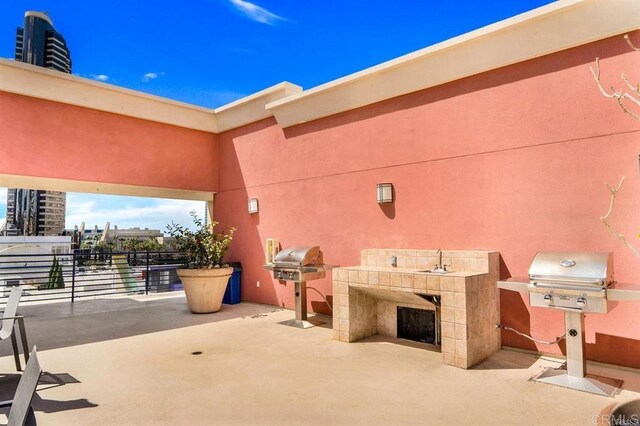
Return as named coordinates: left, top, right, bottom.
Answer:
left=497, top=256, right=542, bottom=352
left=379, top=202, right=395, bottom=219
left=500, top=256, right=511, bottom=281
left=216, top=120, right=282, bottom=307
left=499, top=291, right=539, bottom=353
left=281, top=32, right=636, bottom=138
left=250, top=211, right=260, bottom=226
left=585, top=333, right=640, bottom=371
left=311, top=294, right=333, bottom=316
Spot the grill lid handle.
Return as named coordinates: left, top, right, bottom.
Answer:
left=560, top=259, right=576, bottom=268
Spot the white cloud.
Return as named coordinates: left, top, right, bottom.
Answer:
left=90, top=74, right=109, bottom=81
left=65, top=195, right=207, bottom=233
left=142, top=72, right=165, bottom=82
left=229, top=0, right=286, bottom=25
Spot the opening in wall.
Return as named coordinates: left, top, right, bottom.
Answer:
left=397, top=307, right=439, bottom=345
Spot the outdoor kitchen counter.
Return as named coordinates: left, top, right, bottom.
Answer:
left=335, top=265, right=486, bottom=278
left=333, top=265, right=490, bottom=297
left=332, top=249, right=502, bottom=369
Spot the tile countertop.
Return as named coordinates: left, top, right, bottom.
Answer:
left=335, top=265, right=486, bottom=278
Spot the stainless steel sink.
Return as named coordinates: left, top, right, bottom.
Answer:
left=418, top=269, right=452, bottom=274
left=424, top=250, right=452, bottom=274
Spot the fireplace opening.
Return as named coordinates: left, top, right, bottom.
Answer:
left=397, top=307, right=438, bottom=345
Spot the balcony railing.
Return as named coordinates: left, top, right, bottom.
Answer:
left=0, top=251, right=187, bottom=307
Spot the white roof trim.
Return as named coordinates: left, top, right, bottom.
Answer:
left=266, top=0, right=640, bottom=128
left=0, top=59, right=218, bottom=132
left=213, top=82, right=302, bottom=132
left=4, top=0, right=639, bottom=133
left=0, top=59, right=299, bottom=134
left=0, top=174, right=214, bottom=201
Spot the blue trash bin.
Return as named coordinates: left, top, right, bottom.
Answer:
left=223, top=262, right=241, bottom=304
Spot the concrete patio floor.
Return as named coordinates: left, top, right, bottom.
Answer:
left=1, top=294, right=639, bottom=425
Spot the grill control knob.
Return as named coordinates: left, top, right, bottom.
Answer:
left=543, top=294, right=553, bottom=305
left=576, top=297, right=587, bottom=308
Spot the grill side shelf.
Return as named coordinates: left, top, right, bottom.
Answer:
left=497, top=278, right=529, bottom=293
left=607, top=283, right=640, bottom=301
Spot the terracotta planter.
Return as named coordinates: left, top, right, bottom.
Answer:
left=597, top=399, right=640, bottom=425
left=177, top=267, right=233, bottom=314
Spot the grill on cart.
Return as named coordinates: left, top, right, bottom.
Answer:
left=265, top=246, right=327, bottom=328
left=498, top=251, right=622, bottom=396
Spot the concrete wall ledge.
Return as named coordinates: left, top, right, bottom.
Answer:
left=0, top=60, right=300, bottom=134
left=266, top=0, right=640, bottom=128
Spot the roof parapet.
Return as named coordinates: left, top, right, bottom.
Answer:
left=3, top=0, right=639, bottom=132
left=214, top=82, right=302, bottom=132
left=0, top=59, right=300, bottom=134
left=266, top=0, right=640, bottom=128
left=0, top=59, right=218, bottom=132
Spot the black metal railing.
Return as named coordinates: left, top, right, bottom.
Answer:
left=0, top=251, right=187, bottom=307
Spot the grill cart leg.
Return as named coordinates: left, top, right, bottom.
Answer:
left=565, top=310, right=586, bottom=378
left=278, top=281, right=326, bottom=329
left=296, top=281, right=307, bottom=321
left=533, top=311, right=621, bottom=396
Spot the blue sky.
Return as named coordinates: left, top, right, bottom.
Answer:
left=0, top=0, right=554, bottom=231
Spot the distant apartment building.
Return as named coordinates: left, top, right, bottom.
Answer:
left=5, top=189, right=67, bottom=236
left=75, top=225, right=163, bottom=242
left=69, top=224, right=164, bottom=248
left=106, top=226, right=164, bottom=242
left=6, top=11, right=71, bottom=236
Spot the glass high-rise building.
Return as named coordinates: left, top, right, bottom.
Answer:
left=14, top=11, right=72, bottom=73
left=5, top=11, right=70, bottom=236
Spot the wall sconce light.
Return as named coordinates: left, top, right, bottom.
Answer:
left=248, top=198, right=259, bottom=214
left=376, top=183, right=394, bottom=204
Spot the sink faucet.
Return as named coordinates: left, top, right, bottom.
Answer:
left=434, top=249, right=448, bottom=272
left=391, top=256, right=397, bottom=268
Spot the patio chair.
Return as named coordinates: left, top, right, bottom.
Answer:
left=0, top=346, right=41, bottom=426
left=0, top=287, right=30, bottom=371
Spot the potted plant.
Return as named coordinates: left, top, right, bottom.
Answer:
left=167, top=211, right=236, bottom=313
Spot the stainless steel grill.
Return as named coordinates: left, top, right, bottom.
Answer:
left=528, top=251, right=614, bottom=313
left=498, top=251, right=623, bottom=396
left=265, top=246, right=327, bottom=328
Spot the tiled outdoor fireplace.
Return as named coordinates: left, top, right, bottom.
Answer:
left=332, top=249, right=501, bottom=369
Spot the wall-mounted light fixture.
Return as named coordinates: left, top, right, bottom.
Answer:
left=248, top=198, right=259, bottom=214
left=376, top=183, right=394, bottom=204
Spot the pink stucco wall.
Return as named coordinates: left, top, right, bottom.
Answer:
left=0, top=92, right=218, bottom=192
left=215, top=33, right=640, bottom=367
